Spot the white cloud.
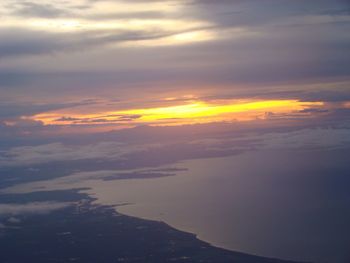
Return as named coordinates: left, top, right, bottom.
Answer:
left=7, top=217, right=21, bottom=223
left=0, top=141, right=148, bottom=167
left=261, top=128, right=350, bottom=150
left=0, top=202, right=72, bottom=216
left=0, top=0, right=213, bottom=49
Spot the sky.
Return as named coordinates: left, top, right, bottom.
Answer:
left=0, top=0, right=349, bottom=137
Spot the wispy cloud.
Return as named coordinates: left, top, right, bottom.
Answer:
left=0, top=201, right=72, bottom=215
left=0, top=0, right=349, bottom=138
left=0, top=141, right=135, bottom=167
left=0, top=0, right=215, bottom=59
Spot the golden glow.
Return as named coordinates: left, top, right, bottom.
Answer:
left=0, top=18, right=209, bottom=33
left=90, top=1, right=180, bottom=14
left=0, top=0, right=258, bottom=48
left=122, top=30, right=217, bottom=47
left=0, top=0, right=213, bottom=46
left=31, top=99, right=324, bottom=127
left=118, top=100, right=323, bottom=122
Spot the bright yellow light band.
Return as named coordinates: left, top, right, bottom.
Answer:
left=120, top=100, right=321, bottom=121
left=31, top=99, right=324, bottom=126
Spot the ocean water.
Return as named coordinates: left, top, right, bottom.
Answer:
left=82, top=148, right=350, bottom=263
left=4, top=143, right=350, bottom=262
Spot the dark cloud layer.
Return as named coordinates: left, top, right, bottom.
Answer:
left=0, top=0, right=349, bottom=137
left=11, top=2, right=71, bottom=18
left=0, top=101, right=92, bottom=119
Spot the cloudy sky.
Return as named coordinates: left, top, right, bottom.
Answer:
left=0, top=0, right=350, bottom=136
left=1, top=3, right=350, bottom=261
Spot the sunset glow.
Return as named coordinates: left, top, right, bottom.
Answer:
left=1, top=0, right=350, bottom=262
left=31, top=99, right=324, bottom=127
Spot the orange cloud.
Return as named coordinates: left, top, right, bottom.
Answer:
left=29, top=99, right=324, bottom=127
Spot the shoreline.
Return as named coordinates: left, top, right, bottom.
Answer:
left=0, top=188, right=303, bottom=263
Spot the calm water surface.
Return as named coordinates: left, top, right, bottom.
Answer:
left=82, top=148, right=350, bottom=263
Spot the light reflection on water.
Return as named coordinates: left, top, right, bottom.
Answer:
left=82, top=148, right=350, bottom=263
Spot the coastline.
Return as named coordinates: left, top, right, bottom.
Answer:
left=0, top=188, right=303, bottom=263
